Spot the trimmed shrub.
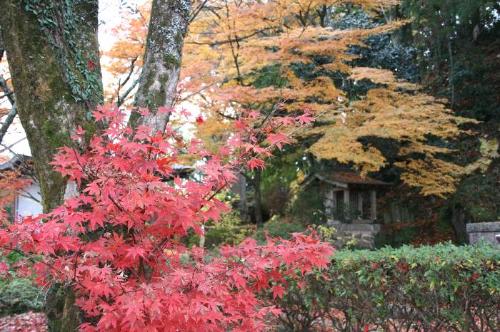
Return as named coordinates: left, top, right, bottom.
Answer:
left=0, top=278, right=43, bottom=317
left=204, top=212, right=254, bottom=247
left=186, top=212, right=254, bottom=248
left=273, top=243, right=499, bottom=331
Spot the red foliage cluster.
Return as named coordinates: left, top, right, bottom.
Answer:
left=0, top=106, right=331, bottom=331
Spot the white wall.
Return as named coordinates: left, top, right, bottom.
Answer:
left=15, top=183, right=43, bottom=218
left=15, top=181, right=78, bottom=217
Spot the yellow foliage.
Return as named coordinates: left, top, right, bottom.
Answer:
left=350, top=67, right=419, bottom=90
left=395, top=159, right=465, bottom=197
left=196, top=116, right=233, bottom=153
left=106, top=0, right=476, bottom=197
left=305, top=78, right=476, bottom=196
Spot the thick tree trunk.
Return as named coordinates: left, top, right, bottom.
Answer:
left=0, top=1, right=102, bottom=330
left=0, top=0, right=103, bottom=211
left=129, top=0, right=191, bottom=132
left=45, top=284, right=81, bottom=332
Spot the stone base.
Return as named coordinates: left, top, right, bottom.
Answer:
left=466, top=221, right=500, bottom=246
left=326, top=221, right=381, bottom=249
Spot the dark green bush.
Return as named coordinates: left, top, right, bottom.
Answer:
left=0, top=278, right=43, bottom=316
left=255, top=215, right=307, bottom=242
left=273, top=243, right=499, bottom=331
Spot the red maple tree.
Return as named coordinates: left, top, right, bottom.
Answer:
left=0, top=105, right=332, bottom=331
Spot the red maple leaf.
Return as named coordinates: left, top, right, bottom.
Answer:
left=266, top=133, right=290, bottom=149
left=248, top=158, right=265, bottom=170
left=272, top=285, right=285, bottom=299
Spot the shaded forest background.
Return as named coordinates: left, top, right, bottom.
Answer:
left=175, top=0, right=500, bottom=246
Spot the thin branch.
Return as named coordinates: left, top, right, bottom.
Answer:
left=115, top=57, right=138, bottom=106
left=0, top=137, right=27, bottom=154
left=205, top=6, right=222, bottom=19
left=0, top=104, right=16, bottom=145
left=186, top=27, right=273, bottom=46
left=189, top=0, right=209, bottom=23
left=117, top=79, right=140, bottom=107
left=0, top=75, right=16, bottom=145
left=0, top=33, right=4, bottom=62
left=0, top=75, right=15, bottom=105
left=0, top=91, right=13, bottom=99
left=121, top=57, right=138, bottom=88
left=19, top=190, right=42, bottom=203
left=216, top=110, right=238, bottom=120
left=177, top=82, right=218, bottom=103
left=0, top=143, right=38, bottom=184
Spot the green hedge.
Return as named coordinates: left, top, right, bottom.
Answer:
left=0, top=278, right=43, bottom=317
left=273, top=243, right=499, bottom=331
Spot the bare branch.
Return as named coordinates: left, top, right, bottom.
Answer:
left=0, top=91, right=13, bottom=99
left=186, top=27, right=273, bottom=46
left=0, top=137, right=26, bottom=155
left=0, top=75, right=16, bottom=145
left=0, top=75, right=15, bottom=105
left=189, top=0, right=209, bottom=23
left=117, top=78, right=140, bottom=107
left=115, top=57, right=138, bottom=104
left=0, top=144, right=38, bottom=184
left=0, top=104, right=16, bottom=145
left=177, top=81, right=218, bottom=103
left=19, top=190, right=41, bottom=203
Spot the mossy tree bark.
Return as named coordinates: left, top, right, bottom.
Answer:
left=0, top=0, right=103, bottom=211
left=129, top=0, right=191, bottom=132
left=0, top=1, right=102, bottom=330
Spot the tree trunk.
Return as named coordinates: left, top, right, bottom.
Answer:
left=45, top=284, right=81, bottom=332
left=254, top=169, right=263, bottom=227
left=0, top=1, right=102, bottom=330
left=129, top=0, right=191, bottom=132
left=237, top=173, right=249, bottom=221
left=317, top=5, right=331, bottom=28
left=447, top=36, right=455, bottom=108
left=451, top=205, right=467, bottom=244
left=0, top=0, right=103, bottom=211
left=0, top=27, right=16, bottom=146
